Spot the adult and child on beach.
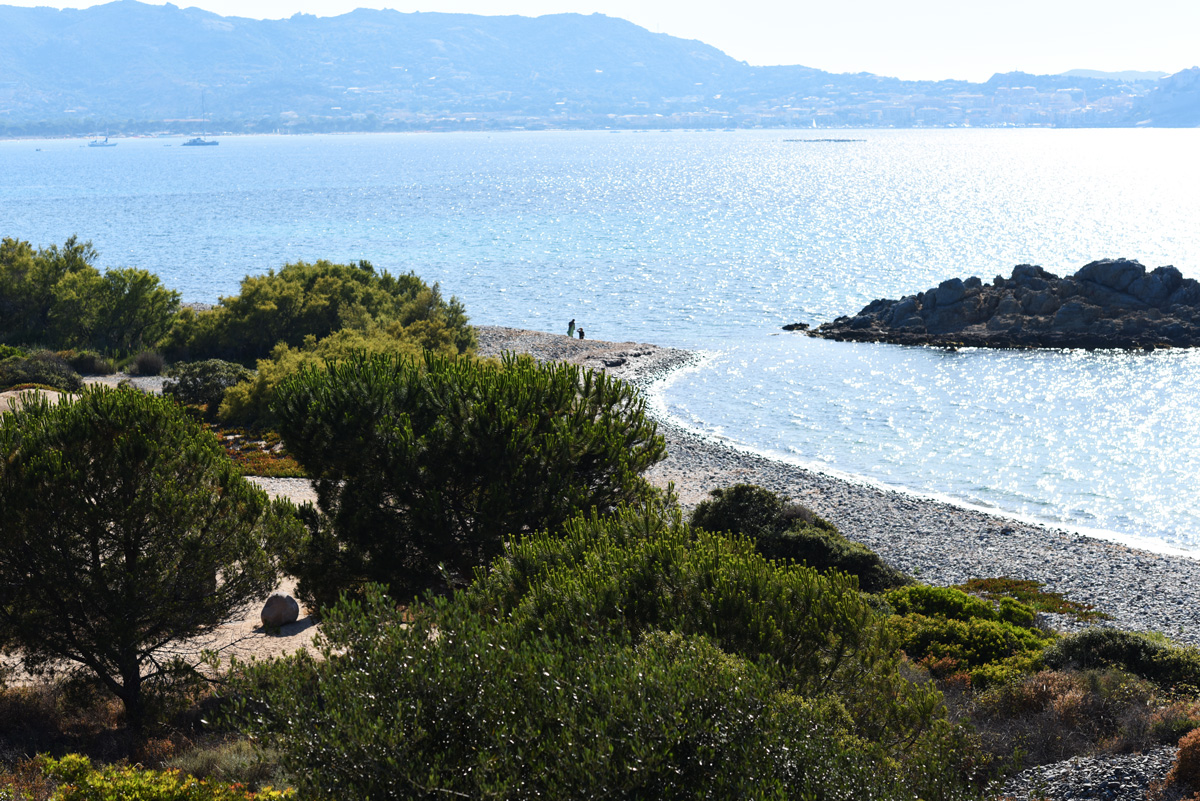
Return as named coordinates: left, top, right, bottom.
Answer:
left=568, top=318, right=584, bottom=339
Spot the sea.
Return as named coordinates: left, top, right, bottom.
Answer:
left=3, top=129, right=1199, bottom=553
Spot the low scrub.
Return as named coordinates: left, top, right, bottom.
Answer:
left=59, top=350, right=115, bottom=376
left=36, top=754, right=292, bottom=800
left=1044, top=628, right=1200, bottom=693
left=164, top=361, right=253, bottom=419
left=962, top=668, right=1175, bottom=769
left=690, top=483, right=911, bottom=592
left=0, top=352, right=82, bottom=393
left=886, top=585, right=1052, bottom=687
left=955, top=577, right=1108, bottom=622
left=232, top=503, right=986, bottom=800
left=129, top=351, right=166, bottom=377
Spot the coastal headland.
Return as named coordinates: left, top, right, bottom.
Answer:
left=806, top=258, right=1200, bottom=349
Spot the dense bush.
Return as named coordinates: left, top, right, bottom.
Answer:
left=130, top=350, right=166, bottom=376
left=0, top=387, right=298, bottom=728
left=233, top=503, right=984, bottom=801
left=38, top=754, right=293, bottom=800
left=0, top=352, right=83, bottom=392
left=0, top=237, right=179, bottom=352
left=1044, top=628, right=1200, bottom=692
left=164, top=360, right=254, bottom=419
left=963, top=668, right=1172, bottom=768
left=60, top=350, right=116, bottom=376
left=886, top=585, right=1051, bottom=686
left=757, top=524, right=913, bottom=593
left=273, top=351, right=667, bottom=607
left=690, top=483, right=910, bottom=592
left=690, top=482, right=833, bottom=539
left=217, top=324, right=456, bottom=430
left=162, top=260, right=473, bottom=364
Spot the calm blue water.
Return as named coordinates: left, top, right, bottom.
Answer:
left=3, top=129, right=1199, bottom=550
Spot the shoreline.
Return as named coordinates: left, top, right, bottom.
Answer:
left=474, top=325, right=1200, bottom=643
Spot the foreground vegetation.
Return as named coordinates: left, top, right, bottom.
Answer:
left=4, top=237, right=1200, bottom=799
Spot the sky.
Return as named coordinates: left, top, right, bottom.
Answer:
left=8, top=0, right=1199, bottom=81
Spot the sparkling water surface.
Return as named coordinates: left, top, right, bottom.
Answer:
left=3, top=129, right=1198, bottom=549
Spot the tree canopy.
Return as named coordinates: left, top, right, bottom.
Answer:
left=0, top=236, right=180, bottom=352
left=273, top=351, right=667, bottom=607
left=0, top=387, right=298, bottom=728
left=163, top=259, right=474, bottom=364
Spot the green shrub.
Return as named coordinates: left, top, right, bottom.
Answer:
left=756, top=524, right=913, bottom=593
left=165, top=739, right=288, bottom=793
left=1043, top=628, right=1200, bottom=692
left=164, top=360, right=253, bottom=418
left=217, top=324, right=444, bottom=430
left=273, top=351, right=667, bottom=608
left=60, top=350, right=116, bottom=376
left=0, top=237, right=180, bottom=352
left=131, top=350, right=166, bottom=376
left=888, top=585, right=1007, bottom=623
left=233, top=505, right=984, bottom=801
left=885, top=585, right=1051, bottom=687
left=0, top=352, right=82, bottom=393
left=0, top=344, right=27, bottom=361
left=0, top=387, right=298, bottom=728
left=955, top=577, right=1108, bottom=622
left=690, top=483, right=836, bottom=539
left=39, top=754, right=293, bottom=799
left=690, top=484, right=910, bottom=592
left=162, top=260, right=473, bottom=364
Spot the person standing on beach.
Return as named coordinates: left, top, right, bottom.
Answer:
left=578, top=329, right=585, bottom=340
left=568, top=319, right=576, bottom=337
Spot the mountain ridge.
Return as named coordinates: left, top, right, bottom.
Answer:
left=0, top=1, right=1195, bottom=134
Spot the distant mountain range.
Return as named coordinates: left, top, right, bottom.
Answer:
left=1, top=0, right=1196, bottom=134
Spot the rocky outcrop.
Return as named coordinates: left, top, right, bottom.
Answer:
left=807, top=259, right=1200, bottom=349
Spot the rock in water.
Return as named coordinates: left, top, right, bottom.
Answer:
left=809, top=259, right=1200, bottom=349
left=261, top=593, right=300, bottom=628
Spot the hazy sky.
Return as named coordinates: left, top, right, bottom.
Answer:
left=13, top=0, right=1200, bottom=81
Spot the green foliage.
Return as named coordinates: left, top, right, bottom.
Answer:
left=1043, top=628, right=1200, bottom=692
left=39, top=754, right=293, bottom=800
left=690, top=484, right=910, bottom=592
left=0, top=352, right=82, bottom=393
left=757, top=524, right=913, bottom=593
left=162, top=260, right=473, bottom=364
left=886, top=585, right=1052, bottom=687
left=164, top=360, right=254, bottom=419
left=233, top=504, right=983, bottom=801
left=164, top=739, right=289, bottom=794
left=0, top=238, right=179, bottom=352
left=0, top=387, right=298, bottom=728
left=217, top=324, right=441, bottom=430
left=690, top=482, right=836, bottom=540
left=955, top=577, right=1109, bottom=622
left=274, top=351, right=667, bottom=607
left=0, top=345, right=26, bottom=361
left=130, top=350, right=166, bottom=376
left=58, top=350, right=116, bottom=376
